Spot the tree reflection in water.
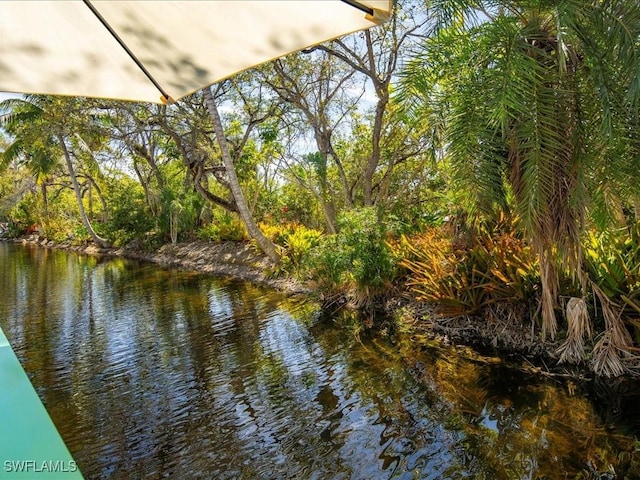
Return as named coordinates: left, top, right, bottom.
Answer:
left=0, top=243, right=638, bottom=479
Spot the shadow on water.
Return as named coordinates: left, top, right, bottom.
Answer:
left=0, top=242, right=639, bottom=479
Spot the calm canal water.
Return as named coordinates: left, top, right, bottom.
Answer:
left=1, top=242, right=639, bottom=479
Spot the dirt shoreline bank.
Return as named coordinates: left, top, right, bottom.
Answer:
left=10, top=235, right=592, bottom=381
left=13, top=236, right=310, bottom=294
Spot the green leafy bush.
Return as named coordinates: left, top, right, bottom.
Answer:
left=197, top=213, right=248, bottom=242
left=100, top=179, right=154, bottom=247
left=7, top=191, right=39, bottom=235
left=256, top=222, right=322, bottom=277
left=159, top=187, right=206, bottom=242
left=284, top=225, right=322, bottom=267
left=585, top=227, right=640, bottom=315
left=5, top=186, right=81, bottom=243
left=308, top=208, right=398, bottom=309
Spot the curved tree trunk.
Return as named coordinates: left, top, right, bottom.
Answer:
left=59, top=137, right=110, bottom=248
left=202, top=87, right=280, bottom=264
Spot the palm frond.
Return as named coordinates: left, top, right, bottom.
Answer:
left=0, top=138, right=25, bottom=169
left=556, top=297, right=591, bottom=363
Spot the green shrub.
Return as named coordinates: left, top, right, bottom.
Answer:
left=158, top=187, right=206, bottom=242
left=197, top=213, right=248, bottom=242
left=307, top=207, right=398, bottom=309
left=7, top=192, right=39, bottom=234
left=100, top=179, right=154, bottom=247
left=258, top=221, right=296, bottom=247
left=285, top=225, right=322, bottom=267
left=584, top=226, right=640, bottom=340
left=6, top=187, right=80, bottom=242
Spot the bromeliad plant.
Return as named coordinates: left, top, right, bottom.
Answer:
left=399, top=221, right=640, bottom=376
left=257, top=222, right=322, bottom=276
left=284, top=225, right=323, bottom=268
left=397, top=222, right=540, bottom=319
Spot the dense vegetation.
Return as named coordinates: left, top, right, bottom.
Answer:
left=2, top=0, right=640, bottom=377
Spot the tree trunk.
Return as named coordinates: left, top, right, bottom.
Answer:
left=40, top=181, right=48, bottom=217
left=39, top=181, right=49, bottom=238
left=634, top=195, right=640, bottom=223
left=319, top=194, right=337, bottom=234
left=202, top=87, right=280, bottom=264
left=363, top=29, right=386, bottom=206
left=87, top=176, right=108, bottom=223
left=318, top=134, right=353, bottom=208
left=59, top=137, right=110, bottom=248
left=88, top=180, right=93, bottom=221
left=363, top=93, right=387, bottom=206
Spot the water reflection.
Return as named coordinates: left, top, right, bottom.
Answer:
left=0, top=243, right=638, bottom=479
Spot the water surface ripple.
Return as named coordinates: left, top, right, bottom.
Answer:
left=1, top=243, right=639, bottom=479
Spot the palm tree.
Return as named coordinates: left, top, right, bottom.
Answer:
left=0, top=95, right=110, bottom=247
left=402, top=0, right=640, bottom=340
left=0, top=97, right=60, bottom=219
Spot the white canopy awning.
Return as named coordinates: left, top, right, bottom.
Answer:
left=0, top=1, right=391, bottom=104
